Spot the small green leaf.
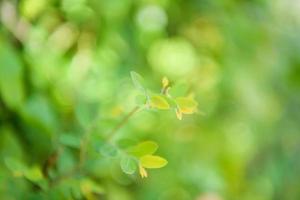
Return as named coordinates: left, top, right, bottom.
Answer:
left=128, top=141, right=158, bottom=157
left=140, top=155, right=168, bottom=169
left=120, top=155, right=137, bottom=175
left=24, top=166, right=44, bottom=182
left=100, top=143, right=118, bottom=157
left=175, top=97, right=198, bottom=114
left=130, top=71, right=146, bottom=92
left=59, top=133, right=81, bottom=148
left=149, top=94, right=170, bottom=110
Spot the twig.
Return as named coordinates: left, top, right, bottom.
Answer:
left=106, top=106, right=140, bottom=141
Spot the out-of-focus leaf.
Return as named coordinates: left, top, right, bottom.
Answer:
left=80, top=178, right=105, bottom=199
left=175, top=97, right=198, bottom=114
left=0, top=36, right=25, bottom=110
left=149, top=94, right=170, bottom=110
left=4, top=157, right=27, bottom=177
left=130, top=71, right=146, bottom=92
left=57, top=148, right=76, bottom=174
left=128, top=141, right=158, bottom=157
left=100, top=143, right=118, bottom=157
left=120, top=155, right=137, bottom=175
left=59, top=133, right=81, bottom=148
left=140, top=155, right=168, bottom=169
left=24, top=166, right=44, bottom=182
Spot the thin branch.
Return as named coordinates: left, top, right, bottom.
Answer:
left=106, top=106, right=140, bottom=141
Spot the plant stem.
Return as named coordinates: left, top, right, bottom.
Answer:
left=107, top=106, right=140, bottom=141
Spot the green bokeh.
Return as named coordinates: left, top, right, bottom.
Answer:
left=0, top=0, right=300, bottom=199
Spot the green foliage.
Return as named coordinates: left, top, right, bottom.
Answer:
left=127, top=141, right=158, bottom=158
left=140, top=155, right=168, bottom=169
left=149, top=94, right=170, bottom=110
left=0, top=0, right=299, bottom=199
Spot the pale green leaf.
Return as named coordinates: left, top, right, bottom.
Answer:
left=140, top=155, right=168, bottom=169
left=149, top=94, right=170, bottom=110
left=128, top=141, right=158, bottom=157
left=175, top=97, right=198, bottom=114
left=4, top=157, right=27, bottom=176
left=24, top=166, right=44, bottom=182
left=120, top=155, right=137, bottom=174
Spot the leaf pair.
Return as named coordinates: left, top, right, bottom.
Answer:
left=120, top=141, right=167, bottom=177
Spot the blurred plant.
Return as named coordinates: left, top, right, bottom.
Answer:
left=3, top=71, right=197, bottom=198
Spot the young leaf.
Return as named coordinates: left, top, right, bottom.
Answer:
left=149, top=94, right=170, bottom=110
left=100, top=143, right=118, bottom=157
left=120, top=155, right=137, bottom=175
left=128, top=141, right=158, bottom=157
left=130, top=71, right=146, bottom=92
left=140, top=155, right=168, bottom=169
left=175, top=97, right=198, bottom=114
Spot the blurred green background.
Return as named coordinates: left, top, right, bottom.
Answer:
left=1, top=0, right=300, bottom=199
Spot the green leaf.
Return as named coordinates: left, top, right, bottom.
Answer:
left=130, top=71, right=146, bottom=92
left=100, top=143, right=118, bottom=157
left=140, top=155, right=168, bottom=169
left=59, top=133, right=81, bottom=148
left=128, top=141, right=158, bottom=157
left=0, top=36, right=25, bottom=110
left=149, top=94, right=170, bottom=110
left=175, top=97, right=198, bottom=114
left=120, top=155, right=137, bottom=175
left=24, top=166, right=44, bottom=182
left=4, top=157, right=27, bottom=176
